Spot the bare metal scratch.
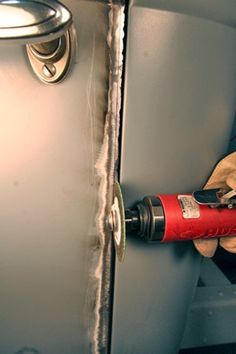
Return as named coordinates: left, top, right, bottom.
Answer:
left=93, top=2, right=125, bottom=353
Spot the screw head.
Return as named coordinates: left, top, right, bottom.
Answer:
left=42, top=63, right=56, bottom=78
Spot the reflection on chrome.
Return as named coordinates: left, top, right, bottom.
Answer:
left=0, top=0, right=72, bottom=44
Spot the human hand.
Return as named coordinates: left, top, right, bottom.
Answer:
left=193, top=152, right=236, bottom=257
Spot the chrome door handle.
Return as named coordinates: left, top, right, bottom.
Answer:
left=0, top=0, right=76, bottom=84
left=0, top=0, right=72, bottom=43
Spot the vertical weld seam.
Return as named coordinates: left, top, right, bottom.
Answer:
left=93, top=2, right=125, bottom=354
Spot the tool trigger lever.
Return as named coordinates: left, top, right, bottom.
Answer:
left=192, top=188, right=236, bottom=208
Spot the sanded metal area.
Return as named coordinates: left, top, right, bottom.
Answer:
left=0, top=1, right=109, bottom=353
left=111, top=1, right=236, bottom=353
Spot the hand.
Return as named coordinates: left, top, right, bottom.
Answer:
left=193, top=152, right=236, bottom=257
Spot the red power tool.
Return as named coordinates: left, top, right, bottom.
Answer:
left=110, top=182, right=236, bottom=261
left=125, top=189, right=236, bottom=243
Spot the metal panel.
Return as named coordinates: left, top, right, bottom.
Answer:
left=0, top=1, right=109, bottom=353
left=111, top=1, right=236, bottom=353
left=229, top=114, right=236, bottom=153
left=181, top=285, right=236, bottom=349
left=199, top=259, right=231, bottom=287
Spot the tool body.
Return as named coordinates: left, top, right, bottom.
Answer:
left=110, top=183, right=236, bottom=261
left=126, top=192, right=236, bottom=243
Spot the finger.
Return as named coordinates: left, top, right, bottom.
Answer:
left=226, top=171, right=236, bottom=191
left=193, top=238, right=218, bottom=257
left=220, top=236, right=236, bottom=253
left=204, top=152, right=236, bottom=188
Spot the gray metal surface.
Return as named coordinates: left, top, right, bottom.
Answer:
left=181, top=285, right=236, bottom=349
left=111, top=1, right=236, bottom=353
left=229, top=114, right=236, bottom=153
left=0, top=1, right=109, bottom=353
left=181, top=258, right=234, bottom=349
left=199, top=259, right=231, bottom=287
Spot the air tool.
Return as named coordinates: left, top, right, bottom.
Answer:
left=109, top=182, right=236, bottom=261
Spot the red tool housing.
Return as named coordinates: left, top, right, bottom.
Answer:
left=126, top=194, right=236, bottom=243
left=157, top=194, right=236, bottom=242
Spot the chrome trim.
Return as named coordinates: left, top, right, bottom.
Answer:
left=26, top=25, right=76, bottom=84
left=0, top=0, right=72, bottom=44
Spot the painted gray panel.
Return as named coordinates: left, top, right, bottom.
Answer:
left=181, top=285, right=236, bottom=349
left=111, top=2, right=236, bottom=354
left=133, top=0, right=236, bottom=28
left=0, top=1, right=108, bottom=353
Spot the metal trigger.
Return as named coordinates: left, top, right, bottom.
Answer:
left=193, top=188, right=236, bottom=208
